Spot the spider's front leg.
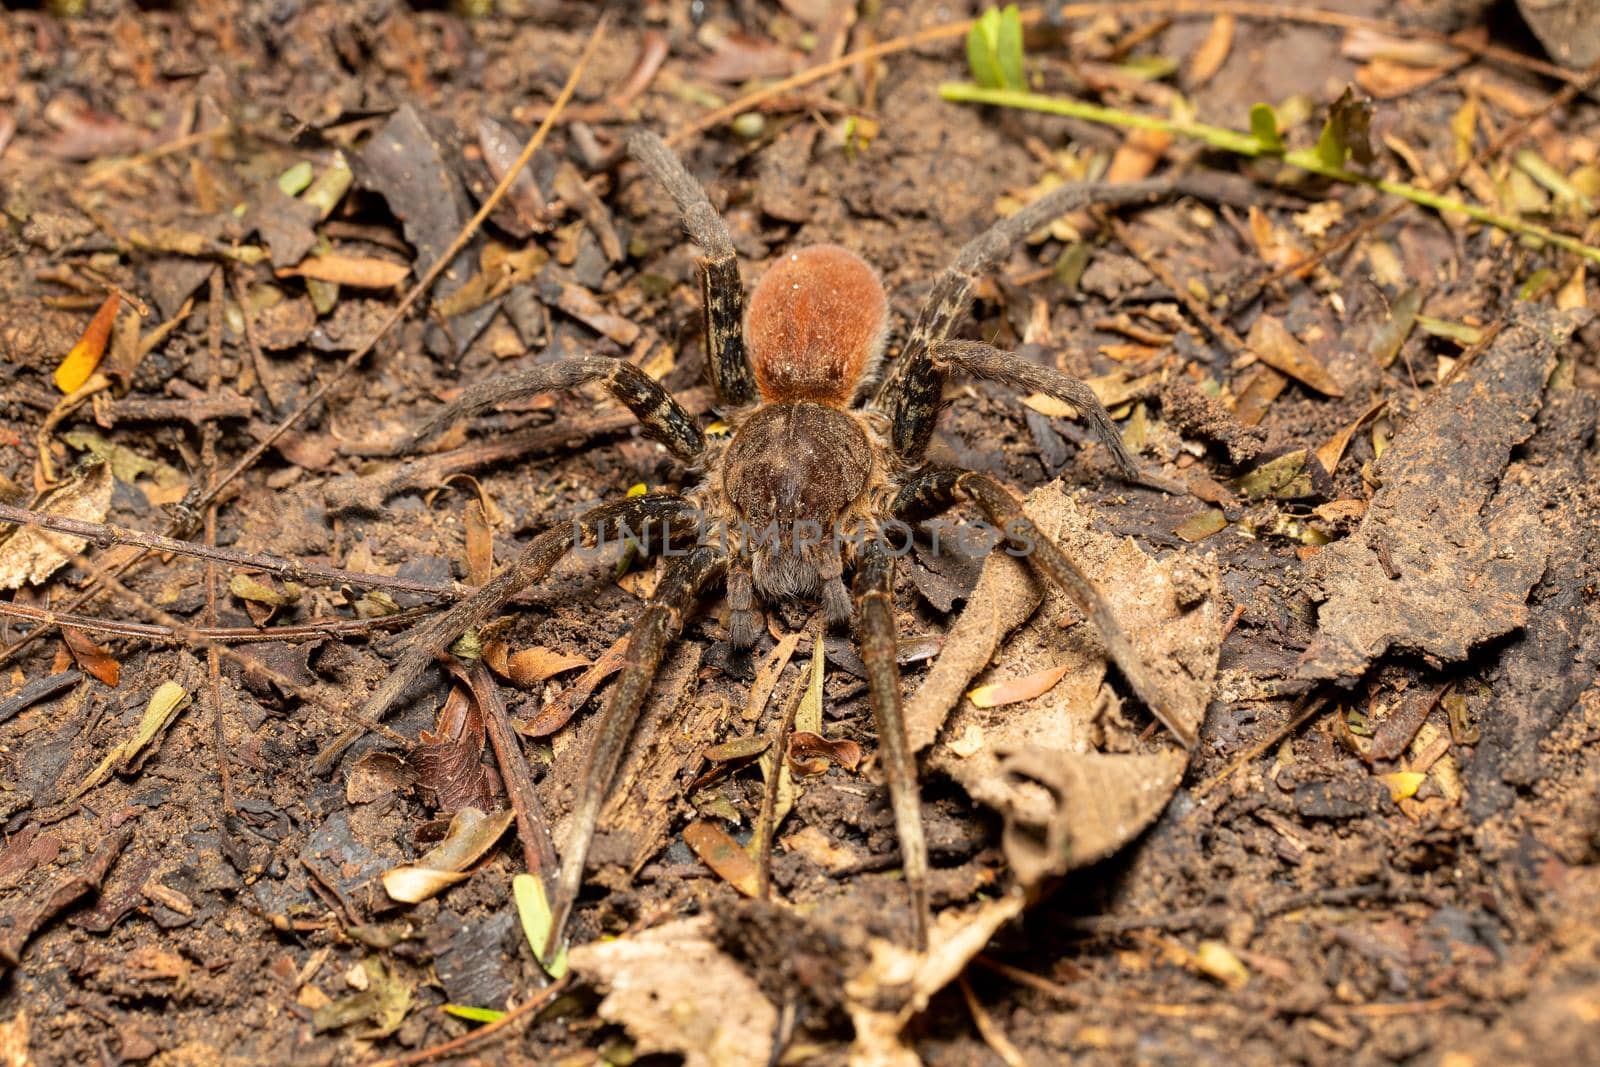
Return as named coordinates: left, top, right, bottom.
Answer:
left=872, top=176, right=1179, bottom=465
left=629, top=131, right=759, bottom=409
left=547, top=543, right=727, bottom=956
left=852, top=536, right=930, bottom=950
left=404, top=355, right=704, bottom=463
left=930, top=340, right=1179, bottom=490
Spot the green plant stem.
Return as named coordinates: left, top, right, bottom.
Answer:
left=939, top=82, right=1600, bottom=265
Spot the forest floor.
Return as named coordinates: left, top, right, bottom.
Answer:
left=1, top=1, right=1599, bottom=1064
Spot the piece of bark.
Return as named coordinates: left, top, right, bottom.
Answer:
left=1298, top=307, right=1583, bottom=683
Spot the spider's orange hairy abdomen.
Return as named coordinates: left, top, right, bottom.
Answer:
left=745, top=245, right=887, bottom=406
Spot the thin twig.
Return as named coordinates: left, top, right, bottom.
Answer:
left=0, top=503, right=470, bottom=601
left=754, top=652, right=811, bottom=902
left=0, top=598, right=431, bottom=644
left=958, top=973, right=1029, bottom=1067
left=1192, top=691, right=1330, bottom=799
left=464, top=661, right=558, bottom=876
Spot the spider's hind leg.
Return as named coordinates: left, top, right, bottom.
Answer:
left=547, top=543, right=727, bottom=955
left=853, top=536, right=931, bottom=951
left=312, top=494, right=693, bottom=774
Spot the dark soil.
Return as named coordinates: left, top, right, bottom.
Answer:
left=2, top=2, right=1598, bottom=1065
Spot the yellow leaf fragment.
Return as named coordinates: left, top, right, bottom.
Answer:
left=54, top=291, right=120, bottom=393
left=513, top=873, right=569, bottom=978
left=1379, top=770, right=1426, bottom=802
left=968, top=662, right=1072, bottom=709
left=73, top=681, right=191, bottom=798
left=1195, top=940, right=1250, bottom=989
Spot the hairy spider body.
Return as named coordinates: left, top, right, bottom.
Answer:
left=357, top=131, right=1204, bottom=955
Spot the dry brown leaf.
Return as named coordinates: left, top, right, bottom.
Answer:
left=60, top=628, right=119, bottom=687
left=1315, top=396, right=1387, bottom=475
left=1186, top=14, right=1235, bottom=87
left=0, top=462, right=113, bottom=590
left=409, top=686, right=497, bottom=813
left=278, top=254, right=409, bottom=288
left=846, top=893, right=1027, bottom=1067
left=516, top=631, right=628, bottom=737
left=502, top=646, right=589, bottom=688
left=1246, top=315, right=1345, bottom=397
left=683, top=819, right=759, bottom=898
left=568, top=917, right=777, bottom=1067
left=919, top=483, right=1220, bottom=886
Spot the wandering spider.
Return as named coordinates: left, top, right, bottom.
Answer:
left=357, top=131, right=1199, bottom=953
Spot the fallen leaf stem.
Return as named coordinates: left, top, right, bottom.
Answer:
left=939, top=83, right=1600, bottom=265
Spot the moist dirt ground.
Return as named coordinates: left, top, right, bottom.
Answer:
left=2, top=2, right=1599, bottom=1065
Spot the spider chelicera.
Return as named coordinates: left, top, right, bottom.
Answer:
left=356, top=131, right=1198, bottom=953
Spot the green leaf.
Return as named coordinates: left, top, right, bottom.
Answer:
left=1313, top=87, right=1374, bottom=172
left=513, top=873, right=569, bottom=978
left=443, top=1004, right=506, bottom=1024
left=1248, top=103, right=1283, bottom=153
left=995, top=5, right=1027, bottom=92
left=967, top=6, right=1026, bottom=91
left=966, top=8, right=1004, bottom=90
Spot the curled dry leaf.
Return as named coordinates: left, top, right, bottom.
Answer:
left=410, top=686, right=498, bottom=813
left=788, top=731, right=861, bottom=774
left=846, top=893, right=1027, bottom=1067
left=917, top=482, right=1221, bottom=886
left=0, top=462, right=113, bottom=591
left=382, top=806, right=514, bottom=904
left=567, top=916, right=777, bottom=1067
left=60, top=627, right=119, bottom=687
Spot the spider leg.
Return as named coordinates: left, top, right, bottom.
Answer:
left=727, top=559, right=763, bottom=650
left=628, top=131, right=759, bottom=409
left=547, top=543, right=727, bottom=955
left=852, top=536, right=930, bottom=950
left=406, top=356, right=704, bottom=463
left=873, top=177, right=1179, bottom=463
left=931, top=339, right=1171, bottom=488
left=312, top=494, right=693, bottom=774
left=899, top=469, right=1197, bottom=749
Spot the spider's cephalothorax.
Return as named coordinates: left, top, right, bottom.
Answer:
left=363, top=131, right=1202, bottom=956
